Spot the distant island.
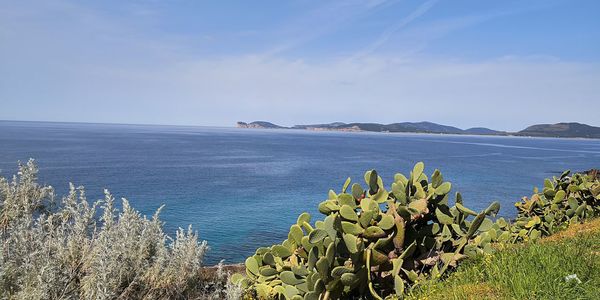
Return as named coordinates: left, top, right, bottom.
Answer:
left=236, top=121, right=600, bottom=139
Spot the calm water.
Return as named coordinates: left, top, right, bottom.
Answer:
left=1, top=121, right=599, bottom=264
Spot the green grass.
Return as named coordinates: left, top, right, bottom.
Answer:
left=410, top=219, right=600, bottom=300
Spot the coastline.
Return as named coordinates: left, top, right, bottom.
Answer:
left=235, top=125, right=600, bottom=141
left=2, top=119, right=598, bottom=140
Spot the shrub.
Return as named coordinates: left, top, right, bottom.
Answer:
left=236, top=163, right=600, bottom=299
left=509, top=170, right=600, bottom=242
left=234, top=162, right=501, bottom=299
left=0, top=160, right=238, bottom=299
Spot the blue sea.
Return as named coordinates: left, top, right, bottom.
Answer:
left=1, top=121, right=599, bottom=264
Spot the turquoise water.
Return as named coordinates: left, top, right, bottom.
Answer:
left=1, top=121, right=599, bottom=264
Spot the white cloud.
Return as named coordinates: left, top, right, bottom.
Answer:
left=15, top=53, right=593, bottom=131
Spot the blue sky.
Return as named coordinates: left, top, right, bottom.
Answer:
left=1, top=0, right=599, bottom=131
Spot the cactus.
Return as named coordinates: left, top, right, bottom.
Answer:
left=232, top=167, right=600, bottom=299
left=233, top=162, right=502, bottom=299
left=508, top=170, right=600, bottom=242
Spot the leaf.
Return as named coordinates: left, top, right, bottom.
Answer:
left=478, top=218, right=494, bottom=232
left=363, top=226, right=386, bottom=239
left=408, top=198, right=428, bottom=214
left=284, top=286, right=300, bottom=299
left=260, top=267, right=278, bottom=277
left=296, top=212, right=311, bottom=226
left=271, top=245, right=292, bottom=258
left=289, top=225, right=304, bottom=245
left=360, top=198, right=378, bottom=213
left=467, top=213, right=485, bottom=237
left=435, top=207, right=454, bottom=224
left=431, top=169, right=443, bottom=188
left=368, top=170, right=379, bottom=194
left=370, top=249, right=389, bottom=265
left=377, top=214, right=395, bottom=230
left=339, top=205, right=358, bottom=222
left=412, top=162, right=425, bottom=183
left=483, top=201, right=501, bottom=216
left=342, top=233, right=358, bottom=253
left=394, top=275, right=405, bottom=296
left=395, top=173, right=408, bottom=185
left=391, top=182, right=407, bottom=203
left=308, top=229, right=328, bottom=244
left=435, top=182, right=452, bottom=195
left=328, top=190, right=337, bottom=200
left=553, top=190, right=566, bottom=203
left=316, top=257, right=330, bottom=280
left=351, top=183, right=364, bottom=200
left=371, top=188, right=389, bottom=204
left=342, top=221, right=363, bottom=235
left=245, top=257, right=259, bottom=276
left=342, top=177, right=351, bottom=193
left=338, top=193, right=355, bottom=207
left=456, top=203, right=477, bottom=216
left=340, top=273, right=356, bottom=286
left=359, top=210, right=375, bottom=228
left=308, top=246, right=318, bottom=270
left=331, top=266, right=353, bottom=278
left=403, top=269, right=419, bottom=282
left=280, top=271, right=303, bottom=285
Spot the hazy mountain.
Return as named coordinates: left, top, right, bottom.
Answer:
left=518, top=122, right=600, bottom=138
left=293, top=122, right=347, bottom=129
left=464, top=127, right=505, bottom=135
left=385, top=122, right=464, bottom=134
left=241, top=121, right=500, bottom=135
left=295, top=121, right=478, bottom=134
left=236, top=121, right=287, bottom=129
left=237, top=120, right=600, bottom=139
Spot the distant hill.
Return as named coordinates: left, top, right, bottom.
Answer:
left=387, top=122, right=464, bottom=134
left=292, top=122, right=347, bottom=130
left=464, top=127, right=505, bottom=135
left=518, top=122, right=600, bottom=138
left=237, top=120, right=600, bottom=139
left=293, top=121, right=502, bottom=135
left=236, top=121, right=287, bottom=129
left=241, top=121, right=500, bottom=135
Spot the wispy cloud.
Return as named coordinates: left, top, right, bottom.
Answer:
left=350, top=0, right=438, bottom=60
left=261, top=0, right=399, bottom=58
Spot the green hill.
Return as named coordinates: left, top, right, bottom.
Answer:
left=518, top=122, right=600, bottom=138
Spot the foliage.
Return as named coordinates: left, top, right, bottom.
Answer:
left=0, top=160, right=239, bottom=300
left=235, top=162, right=501, bottom=299
left=411, top=218, right=600, bottom=300
left=237, top=163, right=600, bottom=299
left=509, top=170, right=600, bottom=242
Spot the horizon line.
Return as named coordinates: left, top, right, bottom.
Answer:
left=1, top=118, right=599, bottom=134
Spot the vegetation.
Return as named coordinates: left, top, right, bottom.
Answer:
left=236, top=163, right=600, bottom=299
left=1, top=159, right=598, bottom=299
left=0, top=160, right=242, bottom=300
left=411, top=218, right=600, bottom=299
left=509, top=169, right=600, bottom=242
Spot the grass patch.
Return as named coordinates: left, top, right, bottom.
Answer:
left=411, top=218, right=600, bottom=300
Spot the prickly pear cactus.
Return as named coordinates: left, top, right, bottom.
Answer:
left=509, top=170, right=600, bottom=242
left=233, top=162, right=501, bottom=299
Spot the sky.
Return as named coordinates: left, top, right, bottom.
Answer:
left=1, top=0, right=599, bottom=131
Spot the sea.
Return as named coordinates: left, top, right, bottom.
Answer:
left=1, top=120, right=599, bottom=264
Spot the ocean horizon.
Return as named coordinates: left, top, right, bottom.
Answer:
left=1, top=120, right=599, bottom=264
